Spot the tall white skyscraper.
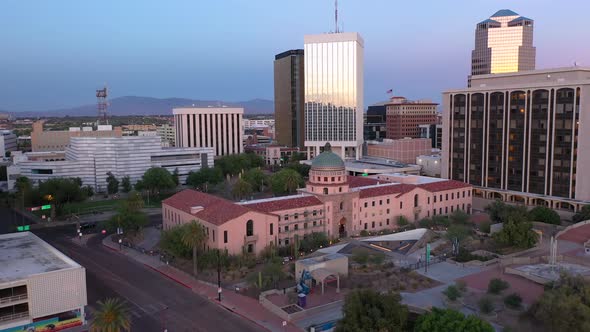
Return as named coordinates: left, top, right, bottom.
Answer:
left=304, top=32, right=364, bottom=160
left=471, top=9, right=535, bottom=76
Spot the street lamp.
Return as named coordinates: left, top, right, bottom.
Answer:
left=118, top=238, right=122, bottom=251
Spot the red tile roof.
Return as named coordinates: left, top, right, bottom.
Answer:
left=417, top=180, right=472, bottom=192
left=163, top=189, right=255, bottom=225
left=348, top=176, right=385, bottom=188
left=359, top=184, right=416, bottom=198
left=245, top=195, right=323, bottom=213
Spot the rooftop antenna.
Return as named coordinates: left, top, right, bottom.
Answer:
left=96, top=85, right=108, bottom=125
left=335, top=0, right=339, bottom=33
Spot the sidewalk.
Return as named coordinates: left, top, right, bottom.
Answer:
left=102, top=235, right=301, bottom=332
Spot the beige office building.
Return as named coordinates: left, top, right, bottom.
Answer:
left=442, top=67, right=590, bottom=212
left=274, top=50, right=305, bottom=149
left=173, top=107, right=244, bottom=157
left=31, top=121, right=123, bottom=152
left=471, top=9, right=535, bottom=76
left=304, top=32, right=364, bottom=160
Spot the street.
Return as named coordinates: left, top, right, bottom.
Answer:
left=1, top=209, right=263, bottom=332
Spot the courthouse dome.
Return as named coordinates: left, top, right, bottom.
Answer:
left=311, top=143, right=345, bottom=170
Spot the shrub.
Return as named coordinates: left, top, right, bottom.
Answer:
left=443, top=285, right=461, bottom=301
left=455, top=247, right=491, bottom=263
left=528, top=206, right=561, bottom=225
left=479, top=222, right=491, bottom=234
left=455, top=280, right=467, bottom=293
left=478, top=296, right=494, bottom=314
left=359, top=230, right=369, bottom=237
left=352, top=250, right=370, bottom=265
left=487, top=278, right=510, bottom=294
left=503, top=293, right=522, bottom=309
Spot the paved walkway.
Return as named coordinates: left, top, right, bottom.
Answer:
left=102, top=235, right=301, bottom=332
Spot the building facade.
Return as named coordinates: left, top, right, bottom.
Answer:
left=163, top=144, right=472, bottom=255
left=0, top=232, right=87, bottom=331
left=304, top=33, right=364, bottom=160
left=386, top=97, right=438, bottom=140
left=244, top=145, right=299, bottom=166
left=471, top=9, right=535, bottom=76
left=419, top=124, right=443, bottom=150
left=31, top=121, right=123, bottom=152
left=274, top=49, right=305, bottom=149
left=157, top=124, right=176, bottom=147
left=173, top=107, right=244, bottom=157
left=416, top=155, right=442, bottom=177
left=0, top=130, right=17, bottom=157
left=16, top=136, right=214, bottom=192
left=443, top=67, right=590, bottom=212
left=364, top=103, right=387, bottom=141
left=366, top=138, right=432, bottom=164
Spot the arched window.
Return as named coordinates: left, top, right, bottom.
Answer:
left=323, top=188, right=328, bottom=195
left=246, top=220, right=253, bottom=236
left=414, top=194, right=419, bottom=208
left=340, top=202, right=344, bottom=210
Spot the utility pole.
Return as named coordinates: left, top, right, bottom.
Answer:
left=217, top=250, right=222, bottom=302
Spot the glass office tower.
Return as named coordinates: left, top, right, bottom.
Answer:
left=304, top=32, right=364, bottom=160
left=471, top=9, right=535, bottom=76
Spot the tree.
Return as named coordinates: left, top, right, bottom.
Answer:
left=38, top=178, right=86, bottom=216
left=186, top=167, right=223, bottom=191
left=105, top=208, right=147, bottom=235
left=160, top=227, right=192, bottom=258
left=91, top=298, right=131, bottom=332
left=446, top=224, right=471, bottom=244
left=573, top=205, right=590, bottom=223
left=290, top=152, right=306, bottom=163
left=106, top=172, right=119, bottom=195
left=443, top=285, right=461, bottom=301
left=493, top=215, right=538, bottom=248
left=298, top=232, right=329, bottom=253
left=335, top=289, right=408, bottom=332
left=531, top=274, right=590, bottom=332
left=528, top=206, right=560, bottom=225
left=449, top=210, right=470, bottom=225
left=485, top=200, right=528, bottom=223
left=414, top=308, right=493, bottom=332
left=232, top=178, right=252, bottom=200
left=172, top=168, right=180, bottom=186
left=181, top=221, right=207, bottom=276
left=82, top=185, right=94, bottom=198
left=121, top=176, right=132, bottom=193
left=397, top=216, right=410, bottom=228
left=271, top=169, right=303, bottom=195
left=286, top=162, right=311, bottom=178
left=243, top=168, right=267, bottom=192
left=124, top=191, right=144, bottom=212
left=139, top=167, right=176, bottom=195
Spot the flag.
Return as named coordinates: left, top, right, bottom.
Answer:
left=386, top=89, right=393, bottom=94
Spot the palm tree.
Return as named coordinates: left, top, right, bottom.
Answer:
left=91, top=298, right=131, bottom=332
left=232, top=178, right=252, bottom=200
left=181, top=220, right=207, bottom=275
left=282, top=169, right=301, bottom=194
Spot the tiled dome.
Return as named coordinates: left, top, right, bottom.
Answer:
left=311, top=143, right=345, bottom=170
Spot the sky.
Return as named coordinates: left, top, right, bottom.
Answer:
left=1, top=0, right=589, bottom=111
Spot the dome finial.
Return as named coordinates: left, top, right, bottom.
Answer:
left=324, top=142, right=332, bottom=152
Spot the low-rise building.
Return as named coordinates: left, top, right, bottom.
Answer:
left=0, top=130, right=17, bottom=157
left=31, top=121, right=123, bottom=152
left=366, top=138, right=432, bottom=164
left=15, top=136, right=214, bottom=192
left=162, top=143, right=472, bottom=255
left=386, top=97, right=438, bottom=139
left=157, top=124, right=176, bottom=147
left=0, top=232, right=87, bottom=331
left=244, top=145, right=299, bottom=166
left=416, top=155, right=442, bottom=177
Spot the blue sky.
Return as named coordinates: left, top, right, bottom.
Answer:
left=1, top=0, right=589, bottom=111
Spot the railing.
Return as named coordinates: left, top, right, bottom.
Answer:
left=0, top=294, right=27, bottom=305
left=0, top=311, right=29, bottom=323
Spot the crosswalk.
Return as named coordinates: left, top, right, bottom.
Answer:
left=123, top=301, right=169, bottom=319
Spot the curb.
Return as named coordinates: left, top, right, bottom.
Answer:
left=207, top=297, right=272, bottom=332
left=142, top=263, right=192, bottom=289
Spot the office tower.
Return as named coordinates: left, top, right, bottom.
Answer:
left=471, top=9, right=535, bottom=76
left=364, top=103, right=387, bottom=141
left=173, top=107, right=244, bottom=157
left=304, top=32, right=364, bottom=160
left=442, top=67, right=590, bottom=212
left=31, top=120, right=122, bottom=152
left=386, top=97, right=438, bottom=139
left=274, top=50, right=305, bottom=149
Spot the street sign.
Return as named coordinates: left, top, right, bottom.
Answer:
left=362, top=172, right=368, bottom=176
left=30, top=207, right=40, bottom=211
left=41, top=205, right=51, bottom=210
left=17, top=225, right=30, bottom=232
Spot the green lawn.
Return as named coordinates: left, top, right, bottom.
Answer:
left=63, top=199, right=121, bottom=215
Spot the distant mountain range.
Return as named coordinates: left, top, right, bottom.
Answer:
left=7, top=96, right=274, bottom=117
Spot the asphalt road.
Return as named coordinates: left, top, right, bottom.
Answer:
left=25, top=222, right=263, bottom=332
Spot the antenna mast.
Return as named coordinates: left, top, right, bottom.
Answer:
left=335, top=0, right=339, bottom=33
left=96, top=86, right=108, bottom=125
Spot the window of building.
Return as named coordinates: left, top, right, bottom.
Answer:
left=445, top=207, right=448, bottom=213
left=304, top=223, right=308, bottom=229
left=246, top=220, right=253, bottom=237
left=386, top=199, right=390, bottom=204
left=379, top=200, right=382, bottom=205
left=364, top=223, right=368, bottom=230
left=294, top=213, right=299, bottom=219
left=386, top=219, right=390, bottom=225
left=451, top=193, right=454, bottom=199
left=446, top=194, right=449, bottom=200
left=451, top=206, right=454, bottom=212
left=372, top=221, right=375, bottom=228
left=324, top=177, right=328, bottom=182
left=284, top=225, right=289, bottom=232
left=323, top=188, right=328, bottom=195
left=372, top=201, right=375, bottom=207
left=414, top=194, right=419, bottom=207
left=462, top=191, right=465, bottom=198
left=440, top=195, right=442, bottom=201
left=339, top=187, right=342, bottom=192
left=224, top=231, right=228, bottom=243
left=285, top=239, right=289, bottom=245
left=284, top=215, right=289, bottom=221
left=331, top=177, right=335, bottom=181
left=428, top=197, right=430, bottom=204
left=212, top=230, right=215, bottom=241
left=340, top=202, right=344, bottom=210
left=313, top=210, right=317, bottom=216
left=247, top=244, right=253, bottom=253
left=313, top=221, right=317, bottom=227
left=270, top=223, right=274, bottom=236
left=364, top=202, right=368, bottom=208
left=294, top=224, right=298, bottom=230
left=400, top=202, right=403, bottom=209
